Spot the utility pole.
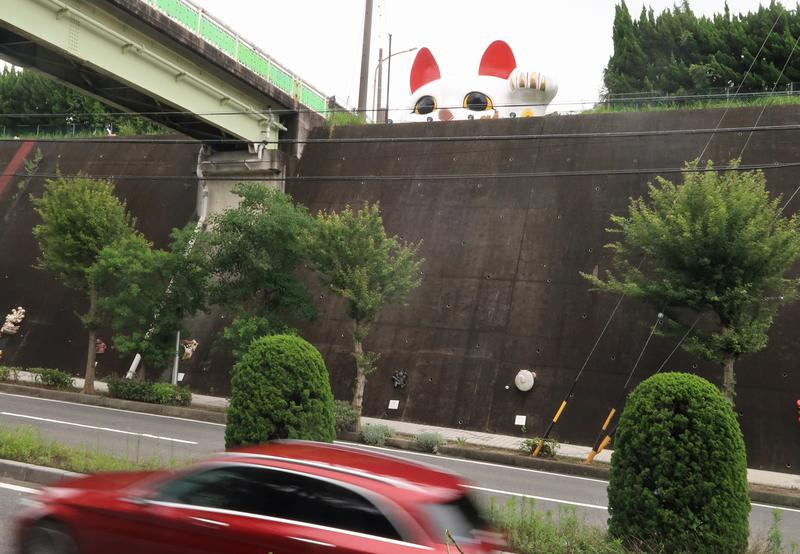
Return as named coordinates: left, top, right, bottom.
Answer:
left=385, top=33, right=393, bottom=123
left=357, top=0, right=373, bottom=116
left=375, top=47, right=383, bottom=123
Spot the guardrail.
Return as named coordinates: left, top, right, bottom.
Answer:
left=142, top=0, right=328, bottom=117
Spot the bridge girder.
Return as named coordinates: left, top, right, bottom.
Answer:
left=0, top=0, right=286, bottom=144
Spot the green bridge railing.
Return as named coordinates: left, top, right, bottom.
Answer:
left=142, top=0, right=329, bottom=117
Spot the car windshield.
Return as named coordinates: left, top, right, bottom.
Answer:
left=423, top=494, right=489, bottom=544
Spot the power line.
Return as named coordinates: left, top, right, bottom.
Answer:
left=697, top=10, right=784, bottom=162
left=7, top=160, right=800, bottom=184
left=5, top=122, right=800, bottom=146
left=2, top=87, right=800, bottom=119
left=740, top=29, right=800, bottom=157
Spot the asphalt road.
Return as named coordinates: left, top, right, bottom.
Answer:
left=1, top=391, right=799, bottom=548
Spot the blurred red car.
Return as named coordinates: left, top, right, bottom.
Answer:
left=15, top=440, right=505, bottom=553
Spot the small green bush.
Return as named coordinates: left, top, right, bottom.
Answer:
left=608, top=372, right=750, bottom=553
left=518, top=437, right=559, bottom=458
left=0, top=366, right=19, bottom=381
left=150, top=382, right=192, bottom=406
left=415, top=431, right=445, bottom=453
left=106, top=378, right=191, bottom=406
left=333, top=400, right=360, bottom=434
left=360, top=424, right=393, bottom=447
left=29, top=367, right=74, bottom=390
left=225, top=334, right=335, bottom=448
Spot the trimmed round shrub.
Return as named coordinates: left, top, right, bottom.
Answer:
left=608, top=372, right=749, bottom=553
left=225, top=334, right=335, bottom=448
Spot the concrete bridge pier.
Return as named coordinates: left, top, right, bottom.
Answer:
left=196, top=142, right=286, bottom=218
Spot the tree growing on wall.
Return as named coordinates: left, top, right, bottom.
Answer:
left=307, top=203, right=423, bottom=425
left=87, top=225, right=208, bottom=375
left=583, top=160, right=800, bottom=403
left=201, top=183, right=316, bottom=358
left=32, top=175, right=135, bottom=393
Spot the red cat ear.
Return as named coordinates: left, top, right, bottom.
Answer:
left=410, top=47, right=441, bottom=93
left=479, top=40, right=517, bottom=78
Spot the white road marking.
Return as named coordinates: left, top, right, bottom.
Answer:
left=0, top=392, right=225, bottom=427
left=0, top=482, right=39, bottom=494
left=0, top=412, right=198, bottom=445
left=340, top=443, right=800, bottom=516
left=467, top=485, right=608, bottom=511
left=753, top=502, right=800, bottom=515
left=336, top=441, right=610, bottom=484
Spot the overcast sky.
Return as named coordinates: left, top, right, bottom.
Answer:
left=191, top=0, right=773, bottom=117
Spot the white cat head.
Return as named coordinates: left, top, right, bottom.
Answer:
left=398, top=40, right=558, bottom=123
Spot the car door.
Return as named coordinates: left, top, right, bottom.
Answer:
left=143, top=463, right=293, bottom=554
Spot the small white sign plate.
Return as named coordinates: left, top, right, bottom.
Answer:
left=514, top=415, right=527, bottom=426
left=388, top=399, right=400, bottom=410
left=177, top=372, right=185, bottom=382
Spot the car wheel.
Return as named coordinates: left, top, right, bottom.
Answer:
left=22, top=520, right=77, bottom=554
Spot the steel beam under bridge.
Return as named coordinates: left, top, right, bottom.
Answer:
left=0, top=0, right=304, bottom=143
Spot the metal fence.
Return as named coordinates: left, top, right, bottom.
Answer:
left=142, top=0, right=329, bottom=116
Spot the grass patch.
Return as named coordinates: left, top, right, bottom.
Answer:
left=486, top=496, right=797, bottom=554
left=0, top=425, right=175, bottom=473
left=588, top=93, right=800, bottom=114
left=487, top=497, right=627, bottom=554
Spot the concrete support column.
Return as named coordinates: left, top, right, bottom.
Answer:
left=196, top=143, right=286, bottom=216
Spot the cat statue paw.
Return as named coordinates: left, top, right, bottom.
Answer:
left=399, top=40, right=557, bottom=122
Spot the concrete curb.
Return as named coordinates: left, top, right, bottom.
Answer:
left=0, top=460, right=81, bottom=486
left=0, top=382, right=226, bottom=424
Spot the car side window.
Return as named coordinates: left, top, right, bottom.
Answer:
left=153, top=464, right=402, bottom=541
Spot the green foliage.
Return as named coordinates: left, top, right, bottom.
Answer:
left=308, top=202, right=423, bottom=326
left=106, top=378, right=191, bottom=406
left=360, top=424, right=393, bottom=446
left=607, top=372, right=750, bottom=553
left=487, top=497, right=628, bottom=554
left=307, top=202, right=423, bottom=412
left=583, top=161, right=800, bottom=400
left=415, top=431, right=444, bottom=453
left=333, top=400, right=360, bottom=434
left=32, top=175, right=134, bottom=292
left=89, top=225, right=208, bottom=370
left=0, top=67, right=164, bottom=136
left=225, top=334, right=335, bottom=448
left=518, top=437, right=559, bottom=458
left=604, top=2, right=798, bottom=99
left=0, top=366, right=18, bottom=381
left=32, top=175, right=137, bottom=391
left=768, top=509, right=784, bottom=554
left=326, top=110, right=368, bottom=132
left=203, top=184, right=315, bottom=356
left=29, top=367, right=74, bottom=390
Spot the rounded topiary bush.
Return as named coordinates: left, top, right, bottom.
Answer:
left=225, top=334, right=335, bottom=448
left=608, top=372, right=749, bottom=553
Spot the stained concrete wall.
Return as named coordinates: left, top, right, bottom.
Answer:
left=0, top=139, right=198, bottom=375
left=2, top=105, right=800, bottom=473
left=289, top=106, right=800, bottom=473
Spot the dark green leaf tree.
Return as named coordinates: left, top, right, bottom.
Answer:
left=32, top=175, right=134, bottom=393
left=583, top=160, right=800, bottom=403
left=87, top=225, right=208, bottom=375
left=307, top=202, right=423, bottom=422
left=202, top=183, right=315, bottom=357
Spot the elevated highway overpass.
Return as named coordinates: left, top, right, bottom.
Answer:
left=0, top=0, right=335, bottom=209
